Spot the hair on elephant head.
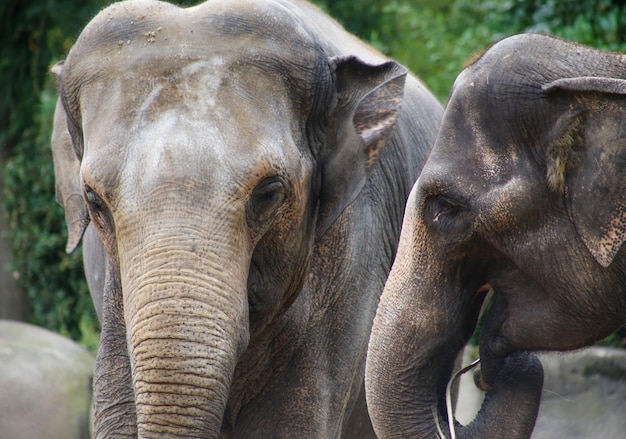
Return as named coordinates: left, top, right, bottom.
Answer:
left=366, top=33, right=626, bottom=438
left=51, top=0, right=443, bottom=437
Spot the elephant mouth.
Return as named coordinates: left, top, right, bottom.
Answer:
left=474, top=285, right=514, bottom=391
left=473, top=283, right=493, bottom=306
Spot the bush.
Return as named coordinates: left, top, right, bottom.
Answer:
left=1, top=0, right=105, bottom=349
left=3, top=79, right=99, bottom=346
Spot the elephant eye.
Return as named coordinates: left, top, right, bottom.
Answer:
left=247, top=176, right=288, bottom=228
left=84, top=184, right=105, bottom=209
left=424, top=193, right=475, bottom=244
left=433, top=196, right=456, bottom=221
left=84, top=184, right=114, bottom=231
left=427, top=194, right=462, bottom=226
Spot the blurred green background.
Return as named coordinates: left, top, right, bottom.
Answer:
left=2, top=0, right=626, bottom=352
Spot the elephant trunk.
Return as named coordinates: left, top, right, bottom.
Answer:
left=122, top=232, right=250, bottom=438
left=365, top=187, right=543, bottom=438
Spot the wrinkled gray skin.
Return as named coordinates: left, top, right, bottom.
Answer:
left=51, top=0, right=443, bottom=437
left=366, top=33, right=626, bottom=438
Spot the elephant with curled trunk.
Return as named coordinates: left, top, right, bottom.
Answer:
left=51, top=0, right=443, bottom=436
left=366, top=33, right=626, bottom=438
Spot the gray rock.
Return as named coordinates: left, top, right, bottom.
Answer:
left=456, top=346, right=626, bottom=438
left=0, top=320, right=95, bottom=439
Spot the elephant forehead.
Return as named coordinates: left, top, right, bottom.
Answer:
left=122, top=59, right=294, bottom=132
left=61, top=0, right=329, bottom=136
left=65, top=0, right=322, bottom=84
left=425, top=110, right=507, bottom=190
left=78, top=54, right=304, bottom=160
left=125, top=108, right=296, bottom=175
left=431, top=66, right=541, bottom=186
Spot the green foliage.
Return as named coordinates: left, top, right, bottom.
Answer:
left=2, top=0, right=626, bottom=351
left=3, top=81, right=99, bottom=344
left=0, top=0, right=100, bottom=149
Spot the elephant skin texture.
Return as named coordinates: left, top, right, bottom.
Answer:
left=456, top=346, right=626, bottom=439
left=50, top=0, right=443, bottom=437
left=366, top=33, right=626, bottom=438
left=0, top=320, right=94, bottom=439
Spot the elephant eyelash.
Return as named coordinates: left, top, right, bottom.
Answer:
left=84, top=184, right=107, bottom=210
left=246, top=176, right=289, bottom=228
left=433, top=208, right=450, bottom=223
left=84, top=184, right=115, bottom=233
left=425, top=194, right=475, bottom=244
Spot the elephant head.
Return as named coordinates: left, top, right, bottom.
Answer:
left=366, top=33, right=626, bottom=438
left=52, top=0, right=418, bottom=437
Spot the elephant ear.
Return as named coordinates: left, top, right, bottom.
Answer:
left=316, top=56, right=407, bottom=238
left=543, top=76, right=626, bottom=267
left=51, top=62, right=89, bottom=253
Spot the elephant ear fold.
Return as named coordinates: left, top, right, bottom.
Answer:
left=51, top=62, right=89, bottom=253
left=543, top=76, right=626, bottom=267
left=316, top=56, right=407, bottom=239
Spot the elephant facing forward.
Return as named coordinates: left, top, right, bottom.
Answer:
left=51, top=0, right=443, bottom=437
left=367, top=33, right=626, bottom=438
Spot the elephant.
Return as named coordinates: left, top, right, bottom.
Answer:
left=365, top=33, right=626, bottom=438
left=0, top=320, right=94, bottom=439
left=51, top=0, right=443, bottom=437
